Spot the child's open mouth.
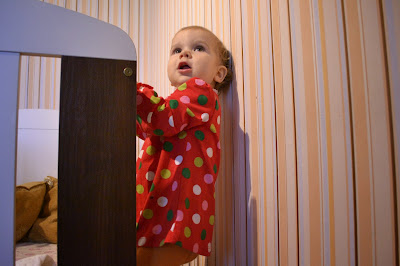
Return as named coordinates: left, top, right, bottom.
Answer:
left=178, top=62, right=192, bottom=73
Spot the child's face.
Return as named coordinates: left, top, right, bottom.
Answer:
left=167, top=29, right=226, bottom=88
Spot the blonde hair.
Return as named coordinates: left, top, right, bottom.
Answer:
left=177, top=26, right=233, bottom=93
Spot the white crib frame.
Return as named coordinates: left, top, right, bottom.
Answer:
left=0, top=0, right=136, bottom=264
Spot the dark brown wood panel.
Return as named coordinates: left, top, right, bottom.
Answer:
left=58, top=56, right=136, bottom=265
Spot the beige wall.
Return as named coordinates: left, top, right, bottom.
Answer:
left=19, top=0, right=400, bottom=265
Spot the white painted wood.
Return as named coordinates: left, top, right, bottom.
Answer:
left=0, top=0, right=136, bottom=61
left=16, top=110, right=59, bottom=185
left=0, top=52, right=19, bottom=266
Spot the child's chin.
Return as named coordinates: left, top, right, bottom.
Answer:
left=173, top=77, right=192, bottom=87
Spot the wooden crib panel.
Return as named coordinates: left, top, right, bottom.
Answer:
left=58, top=56, right=136, bottom=265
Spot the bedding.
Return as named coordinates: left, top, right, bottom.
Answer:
left=28, top=176, right=58, bottom=243
left=16, top=176, right=58, bottom=264
left=15, top=181, right=47, bottom=242
left=16, top=242, right=57, bottom=265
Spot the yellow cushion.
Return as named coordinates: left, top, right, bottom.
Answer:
left=28, top=176, right=58, bottom=243
left=15, top=181, right=46, bottom=242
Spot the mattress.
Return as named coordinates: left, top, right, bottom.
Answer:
left=16, top=242, right=57, bottom=265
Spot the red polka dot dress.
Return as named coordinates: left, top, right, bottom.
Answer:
left=135, top=77, right=221, bottom=256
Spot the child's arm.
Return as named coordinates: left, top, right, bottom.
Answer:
left=136, top=119, right=146, bottom=140
left=136, top=78, right=218, bottom=137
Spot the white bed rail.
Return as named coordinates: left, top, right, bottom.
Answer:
left=0, top=0, right=136, bottom=264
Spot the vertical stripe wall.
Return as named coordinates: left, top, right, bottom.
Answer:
left=18, top=0, right=400, bottom=265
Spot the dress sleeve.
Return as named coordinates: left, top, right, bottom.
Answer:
left=136, top=119, right=146, bottom=140
left=136, top=77, right=217, bottom=137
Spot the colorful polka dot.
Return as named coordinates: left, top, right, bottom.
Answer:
left=138, top=237, right=146, bottom=246
left=178, top=83, right=187, bottom=91
left=209, top=215, right=215, bottom=225
left=150, top=95, right=161, bottom=104
left=154, top=129, right=164, bottom=136
left=137, top=115, right=142, bottom=124
left=161, top=169, right=171, bottom=179
left=184, top=227, right=191, bottom=238
left=178, top=131, right=187, bottom=139
left=172, top=181, right=178, bottom=191
left=193, top=185, right=201, bottom=195
left=176, top=210, right=184, bottom=221
left=185, top=198, right=190, bottom=209
left=215, top=100, right=219, bottom=110
left=137, top=95, right=143, bottom=105
left=139, top=149, right=144, bottom=159
left=180, top=124, right=188, bottom=131
left=171, top=223, right=176, bottom=232
left=152, top=224, right=162, bottom=235
left=204, top=174, right=213, bottom=184
left=197, top=95, right=208, bottom=105
left=182, top=168, right=191, bottom=178
left=150, top=183, right=155, bottom=192
left=146, top=171, right=155, bottom=181
left=194, top=157, right=204, bottom=167
left=202, top=200, right=208, bottom=211
left=143, top=209, right=153, bottom=219
left=180, top=95, right=190, bottom=104
left=170, top=99, right=179, bottom=109
left=159, top=239, right=165, bottom=247
left=186, top=108, right=195, bottom=117
left=167, top=210, right=174, bottom=221
left=146, top=146, right=156, bottom=155
left=193, top=243, right=199, bottom=253
left=195, top=130, right=205, bottom=140
left=213, top=164, right=218, bottom=173
left=201, top=113, right=209, bottom=122
left=138, top=162, right=142, bottom=169
left=210, top=124, right=217, bottom=133
left=201, top=229, right=207, bottom=240
left=217, top=115, right=221, bottom=125
left=217, top=141, right=221, bottom=149
left=147, top=112, right=153, bottom=123
left=157, top=103, right=166, bottom=111
left=195, top=79, right=205, bottom=86
left=163, top=141, right=173, bottom=152
left=192, top=214, right=201, bottom=224
left=208, top=243, right=212, bottom=252
left=175, top=155, right=183, bottom=165
left=186, top=142, right=192, bottom=151
left=136, top=184, right=144, bottom=194
left=206, top=147, right=213, bottom=158
left=157, top=197, right=168, bottom=207
left=168, top=116, right=174, bottom=127
left=176, top=241, right=183, bottom=247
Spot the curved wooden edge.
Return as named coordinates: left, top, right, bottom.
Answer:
left=0, top=0, right=136, bottom=61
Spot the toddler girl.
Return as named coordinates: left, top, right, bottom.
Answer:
left=136, top=26, right=232, bottom=266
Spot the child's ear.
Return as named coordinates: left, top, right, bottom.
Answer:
left=214, top=65, right=228, bottom=84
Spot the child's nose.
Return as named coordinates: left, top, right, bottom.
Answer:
left=180, top=50, right=192, bottom=58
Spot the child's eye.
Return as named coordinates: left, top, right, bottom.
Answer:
left=194, top=45, right=205, bottom=52
left=172, top=48, right=182, bottom=54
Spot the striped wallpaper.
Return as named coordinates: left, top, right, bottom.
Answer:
left=18, top=0, right=400, bottom=265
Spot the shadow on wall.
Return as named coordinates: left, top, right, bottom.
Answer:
left=232, top=50, right=257, bottom=265
left=246, top=132, right=258, bottom=266
left=215, top=51, right=258, bottom=265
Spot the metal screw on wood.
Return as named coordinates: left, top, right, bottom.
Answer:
left=123, top=67, right=133, bottom=77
